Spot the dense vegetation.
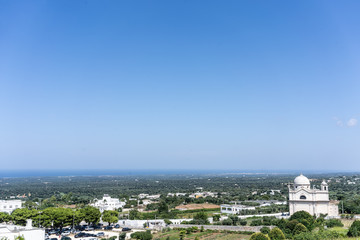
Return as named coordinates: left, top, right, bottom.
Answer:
left=1, top=173, right=360, bottom=217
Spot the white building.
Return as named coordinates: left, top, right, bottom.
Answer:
left=0, top=200, right=22, bottom=214
left=167, top=193, right=187, bottom=197
left=220, top=204, right=256, bottom=214
left=117, top=218, right=192, bottom=229
left=189, top=192, right=217, bottom=198
left=288, top=174, right=339, bottom=217
left=147, top=194, right=161, bottom=200
left=91, top=194, right=126, bottom=212
left=0, top=220, right=44, bottom=240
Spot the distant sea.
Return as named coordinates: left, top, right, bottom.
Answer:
left=0, top=169, right=349, bottom=178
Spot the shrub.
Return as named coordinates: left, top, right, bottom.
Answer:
left=250, top=232, right=270, bottom=240
left=268, top=227, right=285, bottom=240
left=293, top=230, right=343, bottom=240
left=285, top=220, right=299, bottom=232
left=348, top=220, right=360, bottom=237
left=130, top=230, right=153, bottom=240
left=179, top=230, right=186, bottom=240
left=325, top=219, right=344, bottom=228
left=250, top=219, right=263, bottom=226
left=289, top=211, right=314, bottom=231
left=213, top=214, right=221, bottom=221
left=240, top=219, right=247, bottom=226
left=222, top=218, right=233, bottom=225
left=119, top=233, right=126, bottom=240
left=293, top=223, right=308, bottom=235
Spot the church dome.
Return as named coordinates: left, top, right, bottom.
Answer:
left=294, top=174, right=310, bottom=185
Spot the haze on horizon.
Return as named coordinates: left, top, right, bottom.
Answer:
left=1, top=1, right=360, bottom=171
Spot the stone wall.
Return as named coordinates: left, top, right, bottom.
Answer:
left=169, top=224, right=273, bottom=232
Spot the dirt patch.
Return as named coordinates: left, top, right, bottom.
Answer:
left=175, top=203, right=220, bottom=210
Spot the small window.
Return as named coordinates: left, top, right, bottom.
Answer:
left=300, top=195, right=306, bottom=200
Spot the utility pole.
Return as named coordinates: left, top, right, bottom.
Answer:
left=73, top=210, right=75, bottom=230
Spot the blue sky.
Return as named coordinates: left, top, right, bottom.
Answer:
left=1, top=0, right=360, bottom=171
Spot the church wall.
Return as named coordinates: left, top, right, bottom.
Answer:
left=328, top=203, right=339, bottom=217
left=291, top=202, right=314, bottom=216
left=314, top=203, right=329, bottom=216
left=314, top=192, right=329, bottom=201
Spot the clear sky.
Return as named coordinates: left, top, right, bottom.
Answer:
left=1, top=0, right=360, bottom=171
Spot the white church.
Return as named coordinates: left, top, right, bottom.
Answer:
left=288, top=174, right=339, bottom=217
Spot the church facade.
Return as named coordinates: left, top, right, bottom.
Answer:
left=288, top=174, right=339, bottom=217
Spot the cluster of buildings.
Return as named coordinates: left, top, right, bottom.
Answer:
left=90, top=194, right=126, bottom=212
left=189, top=191, right=217, bottom=198
left=138, top=194, right=161, bottom=200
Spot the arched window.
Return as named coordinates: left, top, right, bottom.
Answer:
left=300, top=195, right=306, bottom=200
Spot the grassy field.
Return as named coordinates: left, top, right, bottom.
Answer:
left=153, top=230, right=251, bottom=240
left=175, top=210, right=221, bottom=219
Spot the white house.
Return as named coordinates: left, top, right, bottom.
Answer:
left=91, top=194, right=126, bottom=212
left=220, top=204, right=256, bottom=214
left=288, top=174, right=339, bottom=217
left=0, top=200, right=22, bottom=214
left=0, top=220, right=44, bottom=240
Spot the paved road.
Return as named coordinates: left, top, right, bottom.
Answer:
left=48, top=229, right=141, bottom=239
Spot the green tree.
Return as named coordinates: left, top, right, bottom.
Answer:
left=157, top=201, right=169, bottom=214
left=289, top=211, right=314, bottom=231
left=129, top=209, right=141, bottom=220
left=164, top=219, right=172, bottom=225
left=41, top=207, right=74, bottom=229
left=80, top=206, right=101, bottom=225
left=293, top=223, right=308, bottom=235
left=23, top=200, right=38, bottom=210
left=250, top=232, right=271, bottom=240
left=268, top=227, right=285, bottom=240
left=11, top=208, right=38, bottom=226
left=212, top=214, right=220, bottom=221
left=0, top=212, right=11, bottom=223
left=348, top=220, right=360, bottom=237
left=192, top=211, right=209, bottom=224
left=260, top=226, right=270, bottom=234
left=102, top=210, right=118, bottom=225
